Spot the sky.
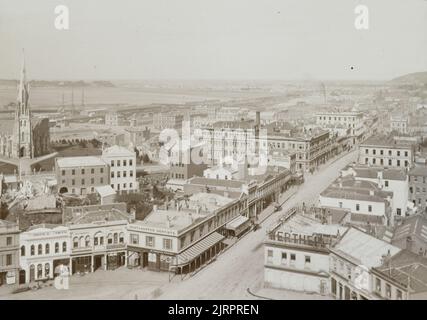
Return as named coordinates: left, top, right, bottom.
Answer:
left=0, top=0, right=426, bottom=81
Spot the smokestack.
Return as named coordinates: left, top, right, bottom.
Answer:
left=256, top=111, right=260, bottom=127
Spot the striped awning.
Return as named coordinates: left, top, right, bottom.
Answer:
left=174, top=232, right=225, bottom=266
left=225, top=215, right=250, bottom=231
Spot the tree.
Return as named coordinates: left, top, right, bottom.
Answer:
left=142, top=154, right=150, bottom=164
left=0, top=201, right=9, bottom=220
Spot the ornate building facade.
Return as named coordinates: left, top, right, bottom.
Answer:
left=0, top=54, right=50, bottom=161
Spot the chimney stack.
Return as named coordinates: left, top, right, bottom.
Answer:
left=256, top=111, right=260, bottom=127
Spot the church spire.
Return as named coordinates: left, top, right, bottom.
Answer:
left=17, top=49, right=29, bottom=113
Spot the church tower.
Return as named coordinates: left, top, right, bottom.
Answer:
left=13, top=50, right=33, bottom=159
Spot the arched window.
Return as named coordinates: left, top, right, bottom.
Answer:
left=85, top=235, right=90, bottom=247
left=113, top=233, right=118, bottom=244
left=37, top=264, right=43, bottom=279
left=73, top=237, right=79, bottom=248
left=45, top=243, right=50, bottom=254
left=62, top=241, right=67, bottom=252
left=94, top=232, right=103, bottom=246
left=21, top=246, right=25, bottom=256
left=45, top=263, right=50, bottom=278
left=38, top=244, right=43, bottom=255
left=55, top=242, right=59, bottom=253
left=119, top=232, right=124, bottom=243
left=107, top=233, right=113, bottom=245
left=30, top=245, right=35, bottom=256
left=79, top=236, right=84, bottom=248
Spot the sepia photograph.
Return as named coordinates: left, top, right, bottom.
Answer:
left=0, top=0, right=427, bottom=310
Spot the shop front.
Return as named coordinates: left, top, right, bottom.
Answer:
left=225, top=215, right=251, bottom=238
left=169, top=232, right=225, bottom=278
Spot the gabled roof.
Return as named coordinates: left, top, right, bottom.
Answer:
left=332, top=228, right=401, bottom=268
left=102, top=145, right=134, bottom=157
left=392, top=215, right=427, bottom=244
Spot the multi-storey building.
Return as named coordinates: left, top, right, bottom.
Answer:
left=408, top=166, right=427, bottom=213
left=200, top=118, right=261, bottom=166
left=371, top=250, right=427, bottom=300
left=390, top=115, right=409, bottom=135
left=19, top=224, right=70, bottom=283
left=63, top=203, right=130, bottom=274
left=359, top=136, right=413, bottom=168
left=342, top=165, right=410, bottom=221
left=265, top=123, right=333, bottom=173
left=0, top=220, right=19, bottom=286
left=329, top=227, right=401, bottom=300
left=55, top=156, right=110, bottom=195
left=264, top=211, right=347, bottom=295
left=127, top=192, right=244, bottom=274
left=316, top=110, right=365, bottom=145
left=319, top=176, right=393, bottom=226
left=101, top=145, right=138, bottom=194
left=152, top=112, right=183, bottom=130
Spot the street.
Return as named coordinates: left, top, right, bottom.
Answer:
left=0, top=150, right=357, bottom=300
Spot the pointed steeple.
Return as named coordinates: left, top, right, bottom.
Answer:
left=17, top=49, right=29, bottom=113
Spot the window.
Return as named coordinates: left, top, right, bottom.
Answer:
left=375, top=278, right=381, bottom=292
left=55, top=242, right=59, bottom=253
left=339, top=202, right=343, bottom=208
left=117, top=160, right=121, bottom=167
left=163, top=238, right=172, bottom=250
left=130, top=234, right=139, bottom=245
left=117, top=171, right=121, bottom=178
left=62, top=242, right=67, bottom=252
left=81, top=178, right=85, bottom=185
left=72, top=169, right=75, bottom=175
left=111, top=160, right=114, bottom=167
left=130, top=170, right=133, bottom=177
left=72, top=179, right=75, bottom=186
left=397, top=160, right=401, bottom=167
left=365, top=149, right=369, bottom=154
left=373, top=149, right=376, bottom=155
left=85, top=235, right=90, bottom=247
left=123, top=160, right=127, bottom=166
left=107, top=234, right=113, bottom=244
left=267, top=249, right=273, bottom=263
left=123, top=171, right=127, bottom=178
left=396, top=289, right=402, bottom=300
left=405, top=151, right=408, bottom=157
left=281, top=252, right=287, bottom=264
left=113, top=233, right=118, bottom=244
left=100, top=177, right=104, bottom=184
left=6, top=236, right=12, bottom=246
left=100, top=168, right=104, bottom=174
left=305, top=256, right=311, bottom=264
left=45, top=243, right=50, bottom=254
left=146, top=236, right=155, bottom=247
left=388, top=150, right=392, bottom=156
left=81, top=169, right=85, bottom=175
left=368, top=205, right=372, bottom=212
left=111, top=171, right=115, bottom=178
left=73, top=237, right=79, bottom=248
left=356, top=204, right=360, bottom=211
left=30, top=245, right=35, bottom=256
left=91, top=168, right=95, bottom=174
left=91, top=178, right=94, bottom=184
left=129, top=159, right=133, bottom=166
left=6, top=254, right=12, bottom=266
left=385, top=181, right=389, bottom=187
left=385, top=283, right=391, bottom=298
left=62, top=170, right=65, bottom=176
left=388, top=159, right=392, bottom=166
left=21, top=246, right=25, bottom=256
left=397, top=151, right=400, bottom=157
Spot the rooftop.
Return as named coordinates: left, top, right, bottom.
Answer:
left=56, top=156, right=107, bottom=168
left=102, top=145, right=135, bottom=157
left=95, top=185, right=117, bottom=198
left=353, top=167, right=407, bottom=181
left=361, top=135, right=412, bottom=149
left=392, top=214, right=427, bottom=244
left=332, top=228, right=401, bottom=268
left=374, top=250, right=427, bottom=294
left=409, top=166, right=427, bottom=177
left=63, top=203, right=129, bottom=225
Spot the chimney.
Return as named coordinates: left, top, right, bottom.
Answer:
left=256, top=111, right=260, bottom=127
left=369, top=189, right=374, bottom=196
left=166, top=215, right=171, bottom=228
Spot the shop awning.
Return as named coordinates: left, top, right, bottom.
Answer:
left=174, top=232, right=225, bottom=266
left=225, top=215, right=250, bottom=231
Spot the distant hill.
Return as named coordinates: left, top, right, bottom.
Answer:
left=0, top=79, right=115, bottom=88
left=391, top=72, right=427, bottom=84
